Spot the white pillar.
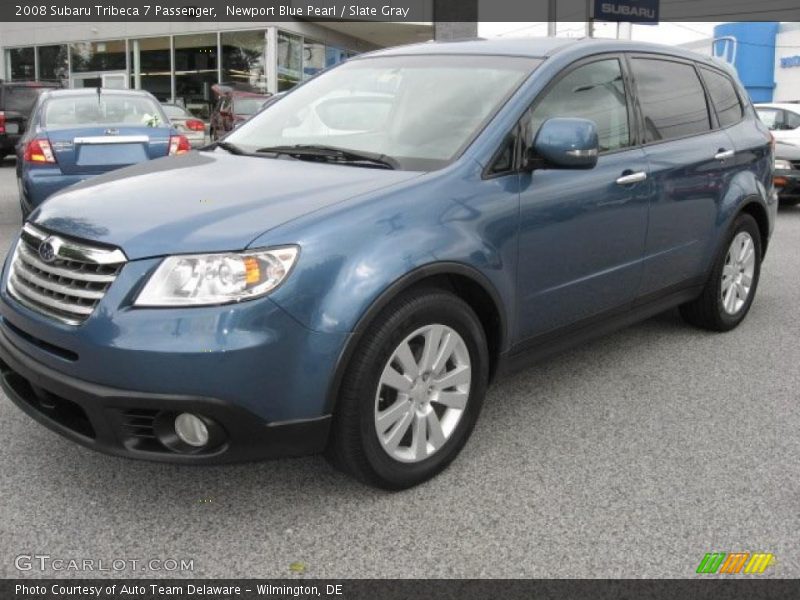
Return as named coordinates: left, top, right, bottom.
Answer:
left=132, top=39, right=141, bottom=90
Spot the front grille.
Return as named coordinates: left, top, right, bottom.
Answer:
left=7, top=224, right=127, bottom=326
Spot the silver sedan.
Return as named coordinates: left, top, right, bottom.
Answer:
left=161, top=103, right=207, bottom=148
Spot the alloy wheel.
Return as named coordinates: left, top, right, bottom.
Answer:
left=374, top=324, right=471, bottom=463
left=721, top=231, right=756, bottom=315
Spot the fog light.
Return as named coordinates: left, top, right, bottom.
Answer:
left=174, top=413, right=209, bottom=447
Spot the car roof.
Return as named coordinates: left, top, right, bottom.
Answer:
left=362, top=37, right=732, bottom=71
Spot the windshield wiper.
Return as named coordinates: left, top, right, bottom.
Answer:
left=203, top=140, right=247, bottom=155
left=255, top=144, right=398, bottom=170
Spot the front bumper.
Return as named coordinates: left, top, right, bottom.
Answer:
left=0, top=243, right=350, bottom=462
left=0, top=322, right=331, bottom=463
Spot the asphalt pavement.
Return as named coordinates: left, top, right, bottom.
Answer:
left=0, top=156, right=798, bottom=579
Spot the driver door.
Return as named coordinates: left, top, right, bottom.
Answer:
left=515, top=55, right=651, bottom=341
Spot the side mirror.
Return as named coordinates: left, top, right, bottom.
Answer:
left=526, top=117, right=599, bottom=170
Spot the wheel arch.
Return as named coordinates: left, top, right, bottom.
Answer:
left=738, top=200, right=770, bottom=259
left=323, top=262, right=509, bottom=415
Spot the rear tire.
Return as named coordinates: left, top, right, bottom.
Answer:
left=680, top=213, right=761, bottom=332
left=326, top=289, right=489, bottom=490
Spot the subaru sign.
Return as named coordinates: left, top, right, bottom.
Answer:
left=594, top=0, right=659, bottom=23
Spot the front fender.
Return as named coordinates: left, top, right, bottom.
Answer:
left=256, top=162, right=519, bottom=339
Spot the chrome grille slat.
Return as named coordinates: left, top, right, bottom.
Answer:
left=9, top=275, right=95, bottom=315
left=17, top=244, right=117, bottom=282
left=7, top=224, right=127, bottom=326
left=13, top=261, right=106, bottom=300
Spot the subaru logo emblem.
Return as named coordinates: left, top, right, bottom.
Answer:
left=38, top=239, right=56, bottom=263
left=105, top=128, right=119, bottom=135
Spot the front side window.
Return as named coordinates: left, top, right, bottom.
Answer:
left=524, top=59, right=631, bottom=153
left=700, top=67, right=743, bottom=128
left=227, top=55, right=540, bottom=170
left=631, top=58, right=711, bottom=142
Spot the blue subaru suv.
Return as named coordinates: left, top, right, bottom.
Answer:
left=0, top=39, right=776, bottom=489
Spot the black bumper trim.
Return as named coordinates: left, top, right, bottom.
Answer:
left=0, top=325, right=331, bottom=463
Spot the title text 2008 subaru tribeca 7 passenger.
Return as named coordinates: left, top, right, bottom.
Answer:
left=0, top=39, right=776, bottom=489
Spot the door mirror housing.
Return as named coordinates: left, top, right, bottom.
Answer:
left=525, top=117, right=599, bottom=170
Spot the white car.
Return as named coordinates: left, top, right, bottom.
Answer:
left=755, top=103, right=800, bottom=145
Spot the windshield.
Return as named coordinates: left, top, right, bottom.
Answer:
left=233, top=97, right=268, bottom=115
left=44, top=94, right=167, bottom=128
left=226, top=55, right=540, bottom=170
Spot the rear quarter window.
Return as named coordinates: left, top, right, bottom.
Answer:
left=631, top=58, right=711, bottom=143
left=700, top=67, right=744, bottom=127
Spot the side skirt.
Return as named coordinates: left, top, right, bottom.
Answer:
left=496, top=280, right=704, bottom=378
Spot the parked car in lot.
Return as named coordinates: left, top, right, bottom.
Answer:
left=773, top=140, right=800, bottom=205
left=161, top=102, right=206, bottom=148
left=0, top=80, right=61, bottom=163
left=0, top=39, right=776, bottom=489
left=209, top=88, right=270, bottom=140
left=15, top=88, right=189, bottom=216
left=755, top=102, right=800, bottom=145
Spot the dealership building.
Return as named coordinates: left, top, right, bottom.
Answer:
left=682, top=22, right=800, bottom=103
left=0, top=20, right=433, bottom=118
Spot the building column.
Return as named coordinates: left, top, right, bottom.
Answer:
left=433, top=22, right=478, bottom=41
left=266, top=27, right=278, bottom=95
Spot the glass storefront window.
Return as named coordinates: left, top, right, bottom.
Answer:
left=6, top=47, right=35, bottom=81
left=303, top=38, right=325, bottom=80
left=70, top=40, right=126, bottom=72
left=174, top=33, right=218, bottom=120
left=326, top=46, right=347, bottom=68
left=277, top=31, right=302, bottom=91
left=221, top=30, right=267, bottom=93
left=130, top=37, right=171, bottom=102
left=37, top=45, right=69, bottom=84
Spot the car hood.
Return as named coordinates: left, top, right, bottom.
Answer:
left=32, top=151, right=421, bottom=260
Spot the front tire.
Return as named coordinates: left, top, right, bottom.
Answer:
left=680, top=213, right=761, bottom=331
left=326, top=289, right=489, bottom=489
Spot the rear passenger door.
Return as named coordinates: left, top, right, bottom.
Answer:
left=630, top=55, right=736, bottom=298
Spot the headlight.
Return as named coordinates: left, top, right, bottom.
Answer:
left=775, top=159, right=792, bottom=170
left=135, top=247, right=298, bottom=306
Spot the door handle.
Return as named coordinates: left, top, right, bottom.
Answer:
left=616, top=171, right=647, bottom=185
left=714, top=149, right=735, bottom=161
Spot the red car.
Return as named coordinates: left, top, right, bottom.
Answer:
left=209, top=85, right=270, bottom=140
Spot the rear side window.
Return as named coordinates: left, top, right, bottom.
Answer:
left=524, top=58, right=631, bottom=153
left=631, top=58, right=711, bottom=142
left=700, top=67, right=743, bottom=127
